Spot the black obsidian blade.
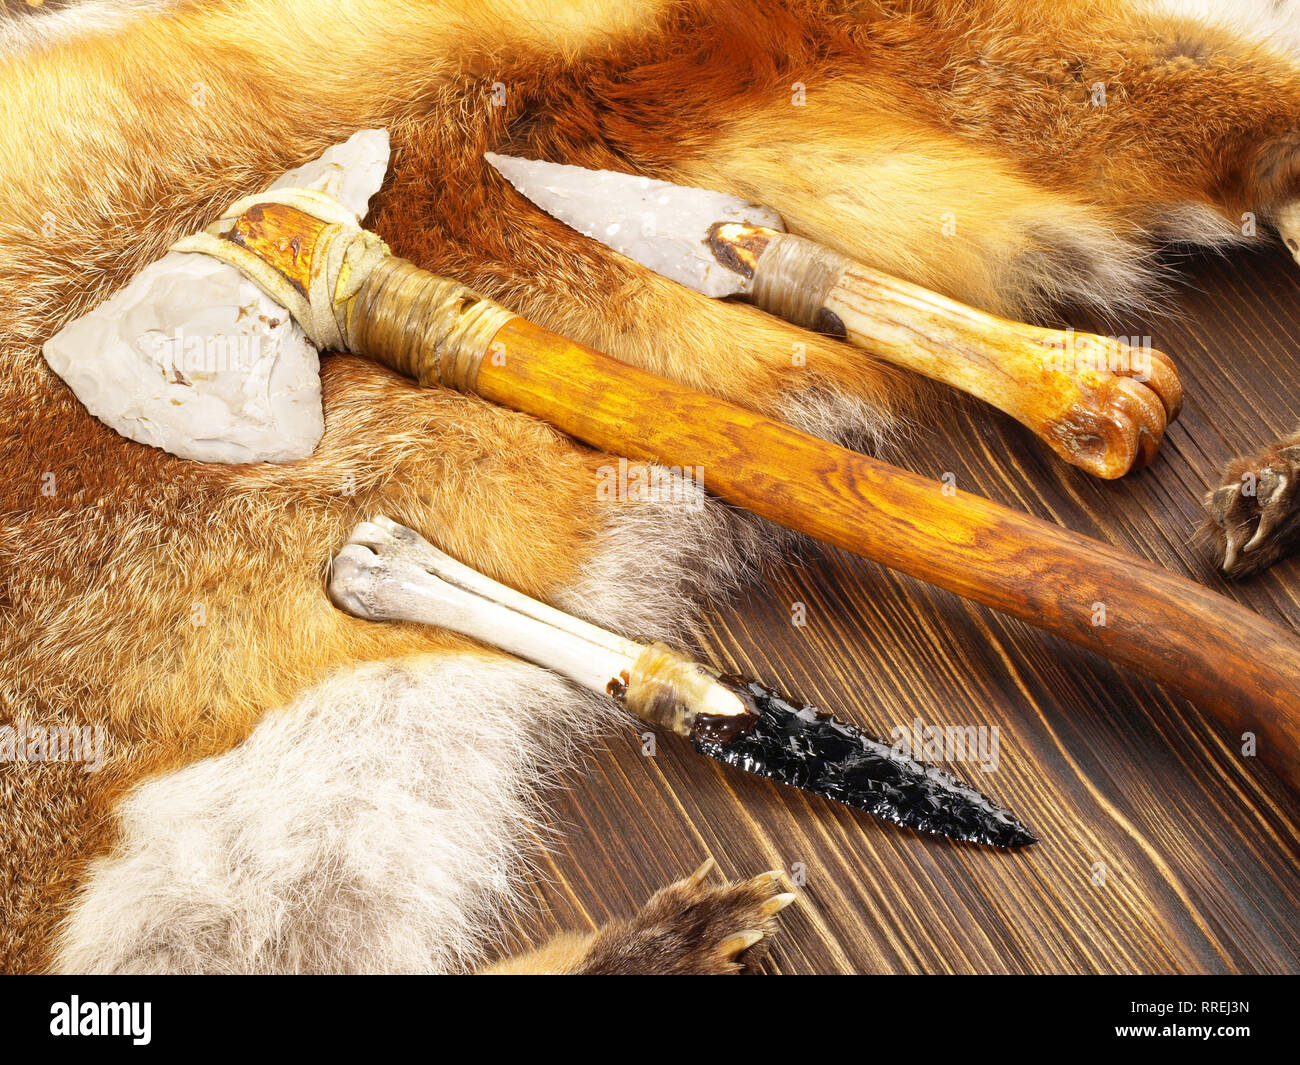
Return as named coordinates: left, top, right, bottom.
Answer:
left=692, top=677, right=1037, bottom=849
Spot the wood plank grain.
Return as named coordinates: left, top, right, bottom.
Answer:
left=491, top=242, right=1300, bottom=974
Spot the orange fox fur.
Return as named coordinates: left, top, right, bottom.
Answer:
left=2, top=0, right=1300, bottom=973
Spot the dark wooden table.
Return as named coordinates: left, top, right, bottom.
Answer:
left=499, top=242, right=1300, bottom=974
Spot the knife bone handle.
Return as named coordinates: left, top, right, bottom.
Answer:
left=327, top=518, right=756, bottom=741
left=748, top=229, right=1182, bottom=479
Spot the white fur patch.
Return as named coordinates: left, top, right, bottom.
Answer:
left=55, top=655, right=619, bottom=973
left=1146, top=202, right=1255, bottom=248
left=1014, top=215, right=1162, bottom=319
left=554, top=474, right=771, bottom=640
left=780, top=382, right=904, bottom=456
left=1144, top=0, right=1300, bottom=59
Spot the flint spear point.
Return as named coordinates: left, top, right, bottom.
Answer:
left=485, top=152, right=1182, bottom=481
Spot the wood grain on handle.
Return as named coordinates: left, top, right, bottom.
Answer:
left=476, top=316, right=1300, bottom=793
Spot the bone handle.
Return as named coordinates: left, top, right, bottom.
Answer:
left=747, top=231, right=1182, bottom=479
left=328, top=517, right=752, bottom=738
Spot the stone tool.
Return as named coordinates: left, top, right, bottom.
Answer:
left=485, top=152, right=1182, bottom=480
left=330, top=515, right=1036, bottom=848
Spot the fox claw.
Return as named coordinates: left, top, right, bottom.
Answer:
left=571, top=861, right=798, bottom=974
left=1206, top=436, right=1300, bottom=577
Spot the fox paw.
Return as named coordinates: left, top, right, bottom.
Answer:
left=572, top=859, right=796, bottom=975
left=1206, top=433, right=1300, bottom=577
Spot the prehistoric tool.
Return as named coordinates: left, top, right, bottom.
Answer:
left=57, top=187, right=1300, bottom=797
left=329, top=516, right=1036, bottom=847
left=41, top=131, right=391, bottom=463
left=485, top=153, right=1182, bottom=480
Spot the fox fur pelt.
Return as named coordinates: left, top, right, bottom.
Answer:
left=3, top=0, right=1300, bottom=974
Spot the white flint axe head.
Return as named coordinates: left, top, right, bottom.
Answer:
left=41, top=129, right=392, bottom=464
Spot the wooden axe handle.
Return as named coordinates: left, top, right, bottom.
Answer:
left=474, top=317, right=1300, bottom=792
